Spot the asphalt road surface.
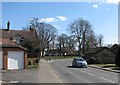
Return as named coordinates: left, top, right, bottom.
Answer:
left=49, top=59, right=119, bottom=84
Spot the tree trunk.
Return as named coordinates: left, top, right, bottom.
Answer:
left=41, top=49, right=45, bottom=57
left=82, top=33, right=85, bottom=55
left=78, top=44, right=81, bottom=56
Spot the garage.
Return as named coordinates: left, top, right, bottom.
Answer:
left=8, top=51, right=24, bottom=70
left=0, top=38, right=28, bottom=70
left=0, top=51, right=3, bottom=69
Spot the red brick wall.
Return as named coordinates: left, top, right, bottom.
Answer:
left=24, top=51, right=28, bottom=69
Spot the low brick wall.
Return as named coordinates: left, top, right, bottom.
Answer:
left=28, top=52, right=39, bottom=65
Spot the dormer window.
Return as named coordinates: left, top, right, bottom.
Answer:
left=12, top=33, right=21, bottom=45
left=16, top=37, right=20, bottom=45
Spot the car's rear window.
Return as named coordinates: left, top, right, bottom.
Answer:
left=73, top=58, right=85, bottom=61
left=78, top=59, right=84, bottom=61
left=75, top=58, right=84, bottom=61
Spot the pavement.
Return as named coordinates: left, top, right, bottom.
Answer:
left=88, top=65, right=120, bottom=73
left=37, top=59, right=62, bottom=83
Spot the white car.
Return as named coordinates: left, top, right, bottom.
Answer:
left=72, top=57, right=87, bottom=68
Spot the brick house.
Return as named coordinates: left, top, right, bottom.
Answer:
left=84, top=47, right=116, bottom=64
left=0, top=38, right=28, bottom=70
left=1, top=27, right=37, bottom=45
left=0, top=21, right=39, bottom=69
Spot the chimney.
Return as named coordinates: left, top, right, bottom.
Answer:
left=29, top=25, right=34, bottom=31
left=7, top=21, right=10, bottom=31
left=30, top=25, right=32, bottom=30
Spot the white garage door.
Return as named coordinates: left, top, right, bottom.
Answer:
left=0, top=51, right=3, bottom=69
left=8, top=51, right=24, bottom=70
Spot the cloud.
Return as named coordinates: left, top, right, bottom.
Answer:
left=92, top=4, right=98, bottom=8
left=106, top=0, right=119, bottom=4
left=39, top=18, right=58, bottom=23
left=38, top=16, right=68, bottom=23
left=56, top=16, right=68, bottom=21
left=29, top=18, right=34, bottom=21
left=88, top=1, right=92, bottom=3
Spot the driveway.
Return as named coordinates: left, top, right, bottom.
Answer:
left=2, top=59, right=61, bottom=83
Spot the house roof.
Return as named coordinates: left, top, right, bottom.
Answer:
left=85, top=47, right=115, bottom=54
left=0, top=38, right=27, bottom=50
left=0, top=29, right=37, bottom=41
left=111, top=44, right=120, bottom=50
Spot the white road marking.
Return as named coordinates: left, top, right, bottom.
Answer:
left=47, top=60, right=63, bottom=84
left=80, top=70, right=116, bottom=83
left=85, top=72, right=95, bottom=76
left=0, top=80, right=2, bottom=84
left=9, top=81, right=18, bottom=83
left=81, top=70, right=95, bottom=76
left=51, top=71, right=64, bottom=84
left=100, top=77, right=116, bottom=83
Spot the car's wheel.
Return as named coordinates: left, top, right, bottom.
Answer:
left=72, top=64, right=74, bottom=67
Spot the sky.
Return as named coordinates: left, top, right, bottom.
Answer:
left=1, top=1, right=118, bottom=45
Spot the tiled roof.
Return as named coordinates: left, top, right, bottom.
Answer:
left=0, top=38, right=16, bottom=45
left=0, top=30, right=37, bottom=41
left=111, top=44, right=120, bottom=50
left=86, top=47, right=104, bottom=54
left=86, top=47, right=115, bottom=54
left=0, top=38, right=27, bottom=50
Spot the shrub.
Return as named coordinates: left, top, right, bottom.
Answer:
left=89, top=57, right=96, bottom=64
left=115, top=47, right=120, bottom=67
left=33, top=58, right=39, bottom=65
left=28, top=60, right=32, bottom=65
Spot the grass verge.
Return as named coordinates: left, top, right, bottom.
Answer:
left=92, top=64, right=116, bottom=67
left=91, top=64, right=120, bottom=71
left=42, top=56, right=81, bottom=60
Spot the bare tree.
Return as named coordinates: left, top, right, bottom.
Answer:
left=57, top=34, right=68, bottom=56
left=29, top=18, right=57, bottom=57
left=86, top=30, right=98, bottom=50
left=50, top=36, right=57, bottom=50
left=46, top=36, right=57, bottom=56
left=68, top=18, right=92, bottom=56
left=97, top=34, right=104, bottom=47
left=106, top=44, right=113, bottom=48
left=57, top=34, right=77, bottom=56
left=67, top=35, right=77, bottom=55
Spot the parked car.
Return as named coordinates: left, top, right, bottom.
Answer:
left=72, top=57, right=87, bottom=68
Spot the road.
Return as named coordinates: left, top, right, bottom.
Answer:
left=49, top=59, right=118, bottom=84
left=2, top=59, right=119, bottom=84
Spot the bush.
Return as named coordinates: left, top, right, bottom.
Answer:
left=28, top=64, right=39, bottom=69
left=28, top=60, right=32, bottom=65
left=115, top=47, right=120, bottom=67
left=89, top=57, right=96, bottom=64
left=28, top=59, right=39, bottom=69
left=33, top=58, right=39, bottom=64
